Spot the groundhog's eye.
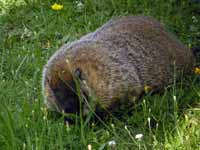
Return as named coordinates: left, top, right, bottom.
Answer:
left=74, top=68, right=84, bottom=80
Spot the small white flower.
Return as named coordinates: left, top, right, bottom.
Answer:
left=173, top=95, right=176, bottom=101
left=31, top=110, right=35, bottom=114
left=149, top=108, right=151, bottom=113
left=65, top=121, right=70, bottom=131
left=143, top=99, right=146, bottom=104
left=87, top=144, right=92, bottom=150
left=77, top=2, right=83, bottom=8
left=111, top=123, right=114, bottom=128
left=76, top=1, right=84, bottom=11
left=147, top=117, right=151, bottom=123
left=156, top=123, right=159, bottom=128
left=124, top=125, right=128, bottom=130
left=43, top=116, right=46, bottom=120
left=91, top=123, right=95, bottom=127
left=135, top=133, right=143, bottom=140
left=23, top=143, right=26, bottom=150
left=192, top=16, right=198, bottom=23
left=185, top=114, right=188, bottom=122
left=108, top=140, right=116, bottom=146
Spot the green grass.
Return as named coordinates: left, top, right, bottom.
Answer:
left=0, top=0, right=200, bottom=149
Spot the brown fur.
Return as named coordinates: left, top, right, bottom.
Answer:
left=42, top=16, right=195, bottom=114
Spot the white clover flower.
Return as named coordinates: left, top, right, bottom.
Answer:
left=23, top=143, right=26, bottom=150
left=87, top=144, right=92, bottom=150
left=156, top=123, right=159, bottom=128
left=31, top=110, right=35, bottom=114
left=149, top=108, right=151, bottom=113
left=192, top=16, right=198, bottom=23
left=124, top=125, right=128, bottom=130
left=185, top=114, right=188, bottom=122
left=76, top=1, right=84, bottom=11
left=173, top=95, right=176, bottom=101
left=91, top=123, right=95, bottom=127
left=65, top=121, right=70, bottom=131
left=43, top=116, right=46, bottom=120
left=108, top=140, right=116, bottom=146
left=135, top=133, right=143, bottom=140
left=77, top=2, right=83, bottom=8
left=147, top=117, right=151, bottom=123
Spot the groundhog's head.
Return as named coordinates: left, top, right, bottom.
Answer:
left=42, top=56, right=108, bottom=122
left=42, top=50, right=90, bottom=117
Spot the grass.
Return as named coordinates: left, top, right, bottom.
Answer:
left=0, top=0, right=200, bottom=149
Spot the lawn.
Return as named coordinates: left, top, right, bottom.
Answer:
left=0, top=0, right=199, bottom=149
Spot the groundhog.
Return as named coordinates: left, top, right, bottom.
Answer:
left=42, top=16, right=195, bottom=116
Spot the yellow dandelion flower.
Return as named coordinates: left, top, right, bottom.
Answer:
left=194, top=67, right=200, bottom=75
left=144, top=85, right=151, bottom=93
left=51, top=3, right=63, bottom=11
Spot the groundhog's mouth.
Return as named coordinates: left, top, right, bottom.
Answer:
left=52, top=78, right=81, bottom=114
left=50, top=68, right=91, bottom=116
